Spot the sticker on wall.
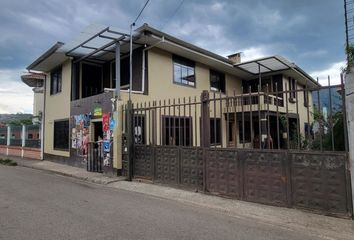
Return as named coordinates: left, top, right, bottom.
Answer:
left=93, top=107, right=102, bottom=117
left=103, top=140, right=110, bottom=153
left=102, top=113, right=110, bottom=132
left=109, top=119, right=116, bottom=130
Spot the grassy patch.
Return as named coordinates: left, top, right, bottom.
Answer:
left=0, top=158, right=17, bottom=166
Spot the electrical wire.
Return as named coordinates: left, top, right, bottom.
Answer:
left=133, top=0, right=151, bottom=25
left=161, top=0, right=185, bottom=30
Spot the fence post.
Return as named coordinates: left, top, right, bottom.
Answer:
left=6, top=125, right=11, bottom=156
left=201, top=91, right=210, bottom=192
left=21, top=125, right=26, bottom=158
left=126, top=100, right=134, bottom=181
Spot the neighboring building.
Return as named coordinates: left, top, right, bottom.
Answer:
left=21, top=72, right=45, bottom=124
left=23, top=23, right=319, bottom=169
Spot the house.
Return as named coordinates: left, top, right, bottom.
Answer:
left=24, top=23, right=319, bottom=170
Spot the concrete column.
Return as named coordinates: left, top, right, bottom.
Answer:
left=21, top=125, right=26, bottom=147
left=6, top=125, right=11, bottom=146
left=21, top=125, right=26, bottom=158
left=345, top=69, right=354, bottom=217
left=6, top=125, right=10, bottom=156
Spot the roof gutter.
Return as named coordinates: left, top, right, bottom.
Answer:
left=26, top=42, right=64, bottom=70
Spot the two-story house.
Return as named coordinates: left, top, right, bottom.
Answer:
left=24, top=23, right=319, bottom=170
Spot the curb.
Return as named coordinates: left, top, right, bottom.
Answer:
left=15, top=161, right=125, bottom=185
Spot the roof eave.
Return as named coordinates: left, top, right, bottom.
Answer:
left=26, top=42, right=65, bottom=70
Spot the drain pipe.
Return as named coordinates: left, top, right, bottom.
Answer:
left=141, top=36, right=165, bottom=94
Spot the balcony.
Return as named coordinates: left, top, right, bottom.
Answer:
left=224, top=92, right=285, bottom=113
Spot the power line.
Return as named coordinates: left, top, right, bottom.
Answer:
left=161, top=0, right=185, bottom=30
left=133, top=0, right=151, bottom=25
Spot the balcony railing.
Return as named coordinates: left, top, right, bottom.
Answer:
left=223, top=92, right=284, bottom=113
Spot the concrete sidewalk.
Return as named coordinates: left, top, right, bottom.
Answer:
left=1, top=155, right=125, bottom=184
left=2, top=156, right=354, bottom=240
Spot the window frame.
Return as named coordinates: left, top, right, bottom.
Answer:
left=210, top=118, right=222, bottom=145
left=162, top=116, right=193, bottom=146
left=53, top=119, right=69, bottom=151
left=50, top=66, right=62, bottom=95
left=172, top=55, right=196, bottom=87
left=288, top=77, right=296, bottom=101
left=210, top=69, right=226, bottom=93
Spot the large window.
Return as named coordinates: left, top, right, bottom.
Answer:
left=81, top=63, right=103, bottom=98
left=173, top=55, right=195, bottom=87
left=50, top=66, right=62, bottom=95
left=210, top=70, right=225, bottom=93
left=162, top=116, right=192, bottom=146
left=54, top=120, right=69, bottom=150
left=210, top=118, right=221, bottom=145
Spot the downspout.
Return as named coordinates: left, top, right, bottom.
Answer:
left=40, top=75, right=47, bottom=160
left=141, top=36, right=165, bottom=94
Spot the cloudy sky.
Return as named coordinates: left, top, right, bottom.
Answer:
left=0, top=0, right=346, bottom=114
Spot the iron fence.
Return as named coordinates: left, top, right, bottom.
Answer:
left=126, top=80, right=347, bottom=153
left=123, top=77, right=352, bottom=218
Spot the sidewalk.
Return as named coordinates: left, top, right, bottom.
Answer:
left=2, top=155, right=125, bottom=184
left=2, top=155, right=354, bottom=240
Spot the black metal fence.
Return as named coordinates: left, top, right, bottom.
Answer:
left=126, top=81, right=347, bottom=152
left=87, top=142, right=103, bottom=172
left=123, top=78, right=352, bottom=218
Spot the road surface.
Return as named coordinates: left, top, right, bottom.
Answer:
left=0, top=166, right=333, bottom=240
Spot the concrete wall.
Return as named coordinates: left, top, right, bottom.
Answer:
left=44, top=60, right=71, bottom=157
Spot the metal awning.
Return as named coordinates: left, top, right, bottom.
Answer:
left=61, top=24, right=133, bottom=63
left=234, top=56, right=292, bottom=75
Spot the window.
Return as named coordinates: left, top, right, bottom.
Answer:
left=50, top=66, right=62, bottom=95
left=81, top=63, right=103, bottom=98
left=54, top=120, right=69, bottom=150
left=28, top=134, right=33, bottom=139
left=173, top=55, right=195, bottom=87
left=134, top=115, right=145, bottom=144
left=162, top=116, right=192, bottom=146
left=210, top=70, right=225, bottom=93
left=303, top=86, right=309, bottom=107
left=238, top=121, right=251, bottom=143
left=210, top=118, right=221, bottom=145
left=288, top=77, right=296, bottom=100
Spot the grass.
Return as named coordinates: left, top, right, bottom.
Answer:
left=0, top=158, right=17, bottom=166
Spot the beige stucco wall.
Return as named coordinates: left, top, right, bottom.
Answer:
left=44, top=60, right=71, bottom=157
left=33, top=92, right=44, bottom=117
left=118, top=48, right=243, bottom=146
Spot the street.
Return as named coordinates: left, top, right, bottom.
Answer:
left=0, top=166, right=345, bottom=240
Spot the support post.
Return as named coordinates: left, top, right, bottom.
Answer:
left=200, top=91, right=210, bottom=192
left=21, top=125, right=26, bottom=158
left=6, top=125, right=10, bottom=156
left=126, top=100, right=134, bottom=181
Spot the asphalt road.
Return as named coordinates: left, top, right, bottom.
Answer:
left=0, top=166, right=330, bottom=240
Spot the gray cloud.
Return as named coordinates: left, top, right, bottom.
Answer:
left=0, top=0, right=347, bottom=113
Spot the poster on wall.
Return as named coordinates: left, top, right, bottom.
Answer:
left=71, top=113, right=91, bottom=161
left=102, top=113, right=110, bottom=132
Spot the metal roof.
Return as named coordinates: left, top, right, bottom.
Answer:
left=234, top=56, right=292, bottom=75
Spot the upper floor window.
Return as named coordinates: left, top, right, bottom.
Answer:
left=303, top=85, right=309, bottom=107
left=50, top=66, right=62, bottom=95
left=288, top=77, right=296, bottom=100
left=210, top=70, right=225, bottom=93
left=173, top=55, right=195, bottom=87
